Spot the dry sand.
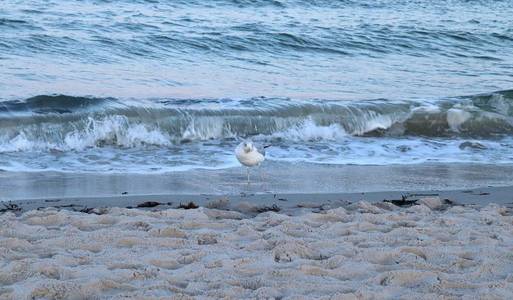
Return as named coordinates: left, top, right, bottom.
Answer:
left=1, top=198, right=513, bottom=299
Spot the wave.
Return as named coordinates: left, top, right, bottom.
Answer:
left=29, top=23, right=507, bottom=61
left=0, top=90, right=512, bottom=152
left=4, top=1, right=511, bottom=62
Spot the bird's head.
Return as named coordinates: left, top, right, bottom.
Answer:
left=242, top=141, right=253, bottom=153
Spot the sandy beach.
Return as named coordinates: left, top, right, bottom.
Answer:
left=2, top=196, right=513, bottom=299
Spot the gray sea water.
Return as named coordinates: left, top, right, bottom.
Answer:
left=1, top=0, right=513, bottom=173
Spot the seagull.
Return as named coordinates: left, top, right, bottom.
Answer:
left=235, top=140, right=269, bottom=184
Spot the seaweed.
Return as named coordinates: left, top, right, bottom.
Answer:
left=256, top=204, right=281, bottom=213
left=383, top=195, right=418, bottom=207
left=178, top=202, right=199, bottom=209
left=0, top=202, right=21, bottom=213
left=137, top=201, right=161, bottom=208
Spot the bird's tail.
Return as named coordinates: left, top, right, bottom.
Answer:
left=261, top=144, right=271, bottom=156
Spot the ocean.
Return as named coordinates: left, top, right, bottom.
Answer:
left=1, top=0, right=513, bottom=175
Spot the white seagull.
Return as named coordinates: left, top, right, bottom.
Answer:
left=235, top=140, right=269, bottom=184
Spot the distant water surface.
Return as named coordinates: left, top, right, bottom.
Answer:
left=1, top=0, right=513, bottom=99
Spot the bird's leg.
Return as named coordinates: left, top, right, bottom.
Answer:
left=247, top=167, right=250, bottom=185
left=259, top=165, right=266, bottom=190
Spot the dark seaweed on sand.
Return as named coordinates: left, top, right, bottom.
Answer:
left=256, top=204, right=281, bottom=213
left=79, top=207, right=96, bottom=214
left=178, top=202, right=199, bottom=209
left=77, top=207, right=105, bottom=215
left=383, top=195, right=418, bottom=207
left=0, top=202, right=21, bottom=213
left=137, top=201, right=162, bottom=208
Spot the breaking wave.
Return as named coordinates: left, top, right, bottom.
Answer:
left=0, top=90, right=512, bottom=152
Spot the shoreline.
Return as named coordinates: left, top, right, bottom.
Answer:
left=2, top=162, right=513, bottom=203
left=3, top=185, right=513, bottom=215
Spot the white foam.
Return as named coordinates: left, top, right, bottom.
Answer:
left=2, top=132, right=34, bottom=152
left=488, top=93, right=512, bottom=115
left=64, top=116, right=172, bottom=150
left=181, top=116, right=234, bottom=141
left=271, top=117, right=347, bottom=141
left=349, top=109, right=403, bottom=135
left=447, top=108, right=472, bottom=132
left=0, top=115, right=172, bottom=152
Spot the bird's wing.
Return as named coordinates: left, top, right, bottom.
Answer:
left=255, top=143, right=271, bottom=156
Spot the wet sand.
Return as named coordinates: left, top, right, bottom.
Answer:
left=2, top=162, right=513, bottom=215
left=2, top=162, right=513, bottom=203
